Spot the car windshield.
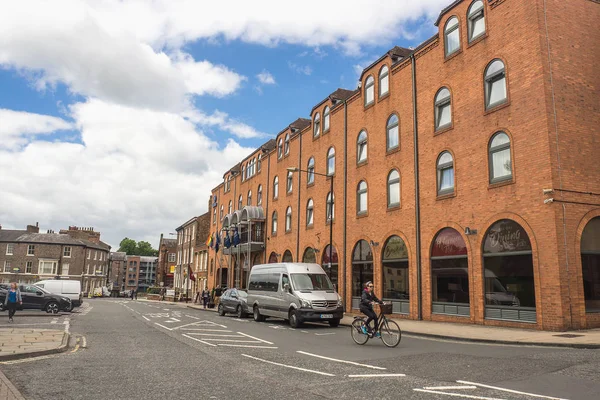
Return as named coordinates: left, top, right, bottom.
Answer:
left=236, top=290, right=248, bottom=298
left=290, top=273, right=333, bottom=291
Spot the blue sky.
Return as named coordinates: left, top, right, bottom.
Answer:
left=0, top=0, right=448, bottom=248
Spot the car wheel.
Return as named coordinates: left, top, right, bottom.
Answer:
left=218, top=304, right=225, bottom=316
left=329, top=319, right=340, bottom=328
left=66, top=303, right=74, bottom=312
left=253, top=306, right=265, bottom=322
left=0, top=303, right=4, bottom=312
left=236, top=305, right=244, bottom=319
left=46, top=302, right=59, bottom=314
left=289, top=309, right=302, bottom=329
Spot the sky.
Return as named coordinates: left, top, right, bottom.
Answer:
left=0, top=0, right=450, bottom=249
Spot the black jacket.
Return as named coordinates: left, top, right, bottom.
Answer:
left=360, top=290, right=382, bottom=311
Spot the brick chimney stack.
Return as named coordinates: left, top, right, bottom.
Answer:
left=26, top=223, right=40, bottom=233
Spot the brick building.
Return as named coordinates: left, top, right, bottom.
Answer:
left=108, top=251, right=126, bottom=295
left=174, top=213, right=211, bottom=297
left=157, top=235, right=177, bottom=288
left=0, top=224, right=111, bottom=294
left=205, top=0, right=600, bottom=331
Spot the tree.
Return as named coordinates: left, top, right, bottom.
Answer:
left=118, top=238, right=137, bottom=255
left=137, top=241, right=158, bottom=256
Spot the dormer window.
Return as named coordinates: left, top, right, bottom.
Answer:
left=468, top=1, right=485, bottom=42
left=379, top=66, right=389, bottom=98
left=284, top=133, right=290, bottom=155
left=277, top=138, right=283, bottom=159
left=323, top=106, right=330, bottom=132
left=314, top=113, right=321, bottom=138
left=444, top=17, right=460, bottom=57
left=364, top=76, right=375, bottom=106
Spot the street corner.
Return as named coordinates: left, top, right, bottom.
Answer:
left=0, top=328, right=70, bottom=362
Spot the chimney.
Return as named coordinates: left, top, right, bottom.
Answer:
left=26, top=224, right=40, bottom=233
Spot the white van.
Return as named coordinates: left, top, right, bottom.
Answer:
left=246, top=263, right=343, bottom=328
left=35, top=280, right=82, bottom=311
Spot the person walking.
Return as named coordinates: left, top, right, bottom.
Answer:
left=130, top=289, right=135, bottom=300
left=202, top=289, right=209, bottom=309
left=194, top=289, right=201, bottom=304
left=4, top=282, right=22, bottom=323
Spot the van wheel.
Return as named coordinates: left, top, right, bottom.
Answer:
left=289, top=310, right=302, bottom=329
left=329, top=319, right=340, bottom=328
left=253, top=306, right=265, bottom=322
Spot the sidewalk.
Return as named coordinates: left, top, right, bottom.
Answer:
left=0, top=370, right=25, bottom=400
left=0, top=328, right=69, bottom=361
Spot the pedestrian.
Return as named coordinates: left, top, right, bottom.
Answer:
left=160, top=287, right=165, bottom=301
left=194, top=289, right=201, bottom=304
left=130, top=289, right=135, bottom=300
left=4, top=282, right=22, bottom=323
left=202, top=289, right=209, bottom=309
left=134, top=289, right=138, bottom=300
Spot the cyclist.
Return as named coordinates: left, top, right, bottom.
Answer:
left=360, top=281, right=383, bottom=336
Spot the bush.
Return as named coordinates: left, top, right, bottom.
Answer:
left=146, top=287, right=162, bottom=294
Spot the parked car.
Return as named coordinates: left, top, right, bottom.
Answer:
left=34, top=279, right=82, bottom=311
left=218, top=289, right=250, bottom=318
left=0, top=284, right=72, bottom=314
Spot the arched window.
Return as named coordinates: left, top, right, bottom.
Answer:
left=238, top=195, right=243, bottom=210
left=431, top=228, right=470, bottom=315
left=386, top=114, right=399, bottom=151
left=352, top=240, right=373, bottom=308
left=257, top=185, right=263, bottom=206
left=322, top=245, right=339, bottom=288
left=282, top=250, right=293, bottom=262
left=483, top=219, right=535, bottom=321
left=484, top=59, right=507, bottom=109
left=387, top=170, right=400, bottom=208
left=241, top=164, right=245, bottom=182
left=271, top=211, right=278, bottom=235
left=468, top=0, right=485, bottom=42
left=357, top=181, right=368, bottom=215
left=581, top=217, right=600, bottom=312
left=277, top=138, right=283, bottom=159
left=213, top=208, right=217, bottom=224
left=220, top=205, right=224, bottom=220
left=382, top=236, right=409, bottom=314
left=327, top=147, right=335, bottom=176
left=326, top=192, right=335, bottom=222
left=437, top=151, right=454, bottom=196
left=379, top=65, right=389, bottom=97
left=435, top=87, right=452, bottom=131
left=313, top=113, right=321, bottom=137
left=444, top=16, right=460, bottom=57
left=306, top=199, right=314, bottom=227
left=273, top=176, right=279, bottom=199
left=284, top=133, right=290, bottom=155
left=307, top=157, right=315, bottom=185
left=247, top=190, right=252, bottom=206
left=364, top=76, right=375, bottom=106
left=257, top=154, right=262, bottom=172
left=285, top=207, right=292, bottom=232
left=302, top=247, right=317, bottom=263
left=357, top=130, right=367, bottom=164
left=489, top=132, right=512, bottom=183
left=228, top=200, right=232, bottom=214
left=269, top=252, right=278, bottom=263
left=323, top=106, right=330, bottom=132
left=286, top=170, right=293, bottom=194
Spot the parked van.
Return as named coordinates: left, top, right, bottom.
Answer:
left=35, top=280, right=82, bottom=311
left=246, top=263, right=343, bottom=328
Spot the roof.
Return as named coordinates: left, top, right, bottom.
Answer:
left=0, top=230, right=110, bottom=250
left=160, top=238, right=177, bottom=247
left=110, top=252, right=127, bottom=261
left=310, top=88, right=357, bottom=114
left=176, top=216, right=198, bottom=231
left=358, top=46, right=412, bottom=81
left=434, top=0, right=464, bottom=26
left=0, top=229, right=28, bottom=242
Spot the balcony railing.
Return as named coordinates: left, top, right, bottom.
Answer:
left=239, top=228, right=264, bottom=243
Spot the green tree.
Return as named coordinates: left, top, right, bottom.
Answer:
left=118, top=238, right=137, bottom=255
left=137, top=241, right=158, bottom=256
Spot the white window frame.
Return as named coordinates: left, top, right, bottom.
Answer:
left=357, top=130, right=368, bottom=164
left=387, top=170, right=401, bottom=208
left=357, top=181, right=368, bottom=215
left=323, top=107, right=330, bottom=132
left=27, top=244, right=35, bottom=256
left=484, top=59, right=507, bottom=110
left=272, top=211, right=278, bottom=235
left=379, top=65, right=389, bottom=98
left=327, top=147, right=335, bottom=176
left=435, top=87, right=452, bottom=131
left=444, top=16, right=460, bottom=57
left=364, top=76, right=375, bottom=106
left=284, top=133, right=290, bottom=155
left=307, top=157, right=315, bottom=185
left=386, top=114, right=399, bottom=151
left=63, top=246, right=72, bottom=258
left=313, top=113, right=321, bottom=137
left=26, top=261, right=32, bottom=274
left=38, top=259, right=58, bottom=275
left=285, top=207, right=292, bottom=232
left=287, top=171, right=293, bottom=194
left=273, top=176, right=279, bottom=199
left=468, top=0, right=485, bottom=43
left=3, top=261, right=11, bottom=273
left=62, top=263, right=70, bottom=276
left=6, top=243, right=14, bottom=255
left=306, top=199, right=314, bottom=227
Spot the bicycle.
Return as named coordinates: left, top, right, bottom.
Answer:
left=350, top=302, right=402, bottom=347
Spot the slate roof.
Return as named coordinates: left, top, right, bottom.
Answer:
left=311, top=88, right=357, bottom=114
left=0, top=230, right=110, bottom=250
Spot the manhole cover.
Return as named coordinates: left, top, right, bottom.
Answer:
left=553, top=334, right=584, bottom=338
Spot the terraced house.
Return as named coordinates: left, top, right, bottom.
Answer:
left=0, top=224, right=111, bottom=294
left=206, top=0, right=600, bottom=331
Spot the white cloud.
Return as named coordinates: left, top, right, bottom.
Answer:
left=184, top=109, right=270, bottom=139
left=257, top=70, right=276, bottom=85
left=0, top=109, right=73, bottom=149
left=288, top=61, right=313, bottom=76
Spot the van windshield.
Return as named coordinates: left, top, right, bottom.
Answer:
left=290, top=274, right=333, bottom=291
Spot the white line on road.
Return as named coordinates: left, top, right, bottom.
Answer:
left=142, top=316, right=150, bottom=321
left=413, top=389, right=505, bottom=400
left=314, top=333, right=336, bottom=336
left=155, top=323, right=173, bottom=331
left=218, top=344, right=278, bottom=349
left=81, top=336, right=87, bottom=348
left=179, top=328, right=232, bottom=332
left=165, top=318, right=181, bottom=323
left=0, top=354, right=58, bottom=365
left=203, top=339, right=263, bottom=343
left=184, top=314, right=202, bottom=320
left=182, top=334, right=216, bottom=347
left=348, top=374, right=405, bottom=378
left=237, top=332, right=274, bottom=344
left=185, top=333, right=244, bottom=337
left=296, top=351, right=386, bottom=370
left=457, top=380, right=569, bottom=400
left=424, top=386, right=477, bottom=390
left=241, top=354, right=334, bottom=376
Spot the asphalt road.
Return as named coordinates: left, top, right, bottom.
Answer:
left=1, top=299, right=599, bottom=400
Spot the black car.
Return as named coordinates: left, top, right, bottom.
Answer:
left=218, top=289, right=250, bottom=318
left=0, top=284, right=72, bottom=314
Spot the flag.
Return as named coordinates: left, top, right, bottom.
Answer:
left=209, top=233, right=215, bottom=248
left=188, top=265, right=196, bottom=281
left=233, top=227, right=240, bottom=247
left=205, top=234, right=212, bottom=247
left=215, top=233, right=221, bottom=253
left=224, top=233, right=231, bottom=249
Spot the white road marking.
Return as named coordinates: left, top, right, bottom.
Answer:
left=185, top=333, right=244, bottom=337
left=182, top=334, right=216, bottom=346
left=172, top=321, right=220, bottom=330
left=164, top=318, right=181, bottom=323
left=314, top=333, right=335, bottom=336
left=413, top=389, right=504, bottom=400
left=81, top=336, right=87, bottom=348
left=348, top=374, right=405, bottom=378
left=203, top=339, right=261, bottom=343
left=296, top=351, right=386, bottom=370
left=218, top=344, right=278, bottom=349
left=0, top=354, right=57, bottom=364
left=155, top=323, right=173, bottom=331
left=300, top=330, right=309, bottom=333
left=237, top=332, right=274, bottom=344
left=184, top=314, right=202, bottom=320
left=241, top=354, right=334, bottom=376
left=424, top=386, right=478, bottom=390
left=142, top=316, right=150, bottom=321
left=457, top=380, right=569, bottom=400
left=51, top=318, right=58, bottom=324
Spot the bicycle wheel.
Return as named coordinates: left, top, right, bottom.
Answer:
left=351, top=319, right=369, bottom=345
left=380, top=318, right=401, bottom=347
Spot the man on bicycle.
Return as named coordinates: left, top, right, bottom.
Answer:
left=360, top=281, right=383, bottom=336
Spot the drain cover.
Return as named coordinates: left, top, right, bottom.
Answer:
left=553, top=334, right=584, bottom=338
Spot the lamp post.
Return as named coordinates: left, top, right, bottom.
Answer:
left=170, top=231, right=193, bottom=303
left=286, top=166, right=336, bottom=297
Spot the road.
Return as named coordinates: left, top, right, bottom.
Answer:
left=1, top=299, right=599, bottom=400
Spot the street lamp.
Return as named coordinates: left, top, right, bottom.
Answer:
left=286, top=166, right=336, bottom=299
left=170, top=231, right=193, bottom=303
